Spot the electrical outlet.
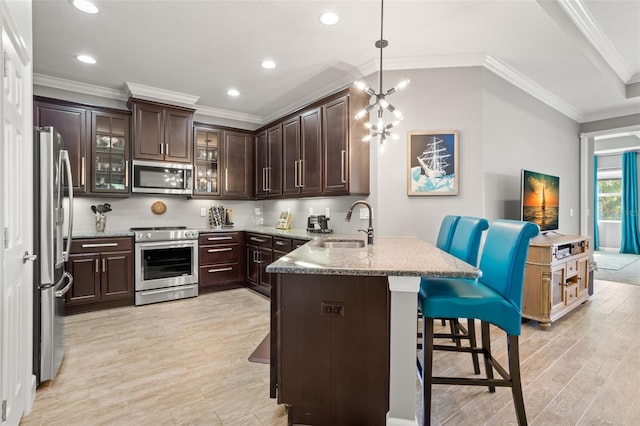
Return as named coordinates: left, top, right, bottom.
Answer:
left=325, top=207, right=331, bottom=217
left=569, top=208, right=574, bottom=217
left=359, top=207, right=369, bottom=220
left=321, top=301, right=344, bottom=317
left=200, top=207, right=206, bottom=217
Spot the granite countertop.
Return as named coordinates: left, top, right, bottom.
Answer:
left=265, top=235, right=481, bottom=278
left=196, top=226, right=318, bottom=240
left=68, top=230, right=134, bottom=239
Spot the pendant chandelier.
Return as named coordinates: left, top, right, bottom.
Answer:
left=354, top=0, right=409, bottom=151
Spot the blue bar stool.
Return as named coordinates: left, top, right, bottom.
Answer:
left=420, top=219, right=539, bottom=426
left=418, top=216, right=489, bottom=375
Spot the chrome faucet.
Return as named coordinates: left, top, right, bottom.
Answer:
left=345, top=200, right=374, bottom=245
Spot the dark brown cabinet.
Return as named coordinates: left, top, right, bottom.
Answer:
left=299, top=108, right=323, bottom=196
left=91, top=111, right=130, bottom=194
left=282, top=117, right=301, bottom=196
left=255, top=125, right=283, bottom=198
left=222, top=130, right=253, bottom=199
left=193, top=125, right=221, bottom=196
left=65, top=237, right=133, bottom=313
left=34, top=99, right=88, bottom=194
left=245, top=233, right=273, bottom=296
left=130, top=98, right=194, bottom=163
left=199, top=232, right=244, bottom=287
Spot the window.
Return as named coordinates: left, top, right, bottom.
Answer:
left=597, top=178, right=622, bottom=220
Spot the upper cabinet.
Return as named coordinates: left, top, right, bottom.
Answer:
left=34, top=99, right=88, bottom=194
left=129, top=98, right=194, bottom=164
left=91, top=111, right=130, bottom=194
left=257, top=87, right=370, bottom=199
left=34, top=97, right=131, bottom=196
left=255, top=124, right=283, bottom=198
left=193, top=124, right=221, bottom=197
left=222, top=130, right=253, bottom=199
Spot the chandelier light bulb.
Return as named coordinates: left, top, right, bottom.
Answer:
left=393, top=110, right=403, bottom=120
left=396, top=79, right=410, bottom=90
left=354, top=81, right=367, bottom=91
left=362, top=134, right=372, bottom=142
left=355, top=109, right=368, bottom=120
left=379, top=99, right=389, bottom=108
left=364, top=122, right=372, bottom=129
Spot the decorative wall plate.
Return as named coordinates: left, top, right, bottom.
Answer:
left=151, top=201, right=167, bottom=215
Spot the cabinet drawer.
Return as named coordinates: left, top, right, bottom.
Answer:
left=565, top=260, right=578, bottom=278
left=564, top=284, right=579, bottom=305
left=199, top=232, right=241, bottom=245
left=199, top=263, right=242, bottom=285
left=246, top=233, right=273, bottom=249
left=273, top=237, right=293, bottom=252
left=70, top=237, right=133, bottom=253
left=199, top=244, right=240, bottom=264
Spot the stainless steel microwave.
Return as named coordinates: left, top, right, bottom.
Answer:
left=132, top=160, right=193, bottom=195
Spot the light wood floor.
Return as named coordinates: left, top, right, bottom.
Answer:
left=21, top=280, right=640, bottom=425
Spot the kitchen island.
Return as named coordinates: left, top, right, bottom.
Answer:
left=266, top=236, right=480, bottom=426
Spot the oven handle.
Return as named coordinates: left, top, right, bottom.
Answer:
left=136, top=240, right=198, bottom=249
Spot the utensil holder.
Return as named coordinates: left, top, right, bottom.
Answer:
left=95, top=213, right=106, bottom=232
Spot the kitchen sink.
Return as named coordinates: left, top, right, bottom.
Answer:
left=317, top=239, right=366, bottom=248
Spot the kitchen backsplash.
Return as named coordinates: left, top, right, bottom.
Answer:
left=65, top=195, right=372, bottom=235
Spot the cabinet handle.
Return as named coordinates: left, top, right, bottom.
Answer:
left=81, top=157, right=86, bottom=186
left=207, top=247, right=233, bottom=253
left=208, top=267, right=233, bottom=273
left=165, top=143, right=169, bottom=156
left=275, top=241, right=285, bottom=246
left=341, top=150, right=347, bottom=183
left=225, top=168, right=228, bottom=192
left=266, top=167, right=271, bottom=192
left=207, top=236, right=232, bottom=241
left=262, top=167, right=267, bottom=191
left=250, top=237, right=267, bottom=243
left=294, top=160, right=299, bottom=188
left=102, top=258, right=106, bottom=272
left=299, top=159, right=304, bottom=187
left=124, top=160, right=129, bottom=188
left=95, top=258, right=99, bottom=273
left=82, top=242, right=118, bottom=248
left=255, top=251, right=262, bottom=264
left=160, top=143, right=164, bottom=155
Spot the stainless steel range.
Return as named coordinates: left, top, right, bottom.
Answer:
left=131, top=226, right=199, bottom=306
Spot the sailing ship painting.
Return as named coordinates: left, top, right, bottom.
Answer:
left=408, top=131, right=458, bottom=195
left=521, top=169, right=559, bottom=232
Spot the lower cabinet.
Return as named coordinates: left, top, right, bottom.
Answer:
left=199, top=232, right=244, bottom=288
left=246, top=233, right=274, bottom=296
left=65, top=237, right=133, bottom=313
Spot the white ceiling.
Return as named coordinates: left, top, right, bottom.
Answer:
left=32, top=0, right=640, bottom=126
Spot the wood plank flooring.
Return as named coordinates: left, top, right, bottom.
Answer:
left=21, top=280, right=640, bottom=425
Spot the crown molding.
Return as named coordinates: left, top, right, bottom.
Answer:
left=557, top=0, right=633, bottom=83
left=194, top=105, right=263, bottom=125
left=125, top=82, right=200, bottom=105
left=33, top=73, right=127, bottom=101
left=483, top=55, right=583, bottom=122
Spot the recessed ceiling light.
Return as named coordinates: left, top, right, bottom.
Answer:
left=319, top=12, right=339, bottom=25
left=227, top=89, right=240, bottom=97
left=71, top=0, right=99, bottom=14
left=261, top=60, right=276, bottom=69
left=77, top=55, right=96, bottom=64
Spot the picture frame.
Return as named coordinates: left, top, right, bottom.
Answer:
left=407, top=130, right=459, bottom=196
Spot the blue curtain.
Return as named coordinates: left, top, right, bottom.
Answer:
left=620, top=151, right=640, bottom=254
left=593, top=156, right=599, bottom=251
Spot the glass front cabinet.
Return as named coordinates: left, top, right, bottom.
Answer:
left=91, top=111, right=130, bottom=194
left=193, top=125, right=221, bottom=196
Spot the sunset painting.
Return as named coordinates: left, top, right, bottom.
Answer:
left=521, top=170, right=559, bottom=232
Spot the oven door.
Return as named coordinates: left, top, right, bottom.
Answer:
left=135, top=240, right=198, bottom=291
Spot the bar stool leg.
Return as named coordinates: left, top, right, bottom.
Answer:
left=480, top=321, right=496, bottom=393
left=508, top=335, right=528, bottom=425
left=467, top=319, right=481, bottom=374
left=422, top=317, right=435, bottom=426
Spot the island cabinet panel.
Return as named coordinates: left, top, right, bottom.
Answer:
left=130, top=98, right=194, bottom=163
left=198, top=232, right=244, bottom=288
left=275, top=274, right=390, bottom=425
left=522, top=234, right=591, bottom=329
left=64, top=237, right=134, bottom=314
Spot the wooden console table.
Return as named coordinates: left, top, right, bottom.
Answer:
left=522, top=234, right=591, bottom=329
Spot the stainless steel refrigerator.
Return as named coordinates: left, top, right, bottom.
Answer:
left=33, top=126, right=74, bottom=384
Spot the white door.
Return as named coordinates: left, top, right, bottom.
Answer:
left=1, top=3, right=33, bottom=424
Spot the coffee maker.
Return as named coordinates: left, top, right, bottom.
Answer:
left=307, top=214, right=332, bottom=233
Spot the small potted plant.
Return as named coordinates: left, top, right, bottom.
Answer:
left=91, top=203, right=112, bottom=232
